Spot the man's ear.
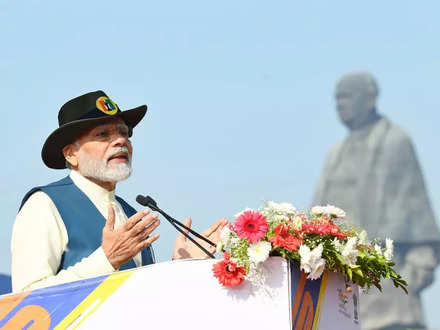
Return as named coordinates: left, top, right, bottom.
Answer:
left=63, top=143, right=79, bottom=168
left=366, top=94, right=377, bottom=111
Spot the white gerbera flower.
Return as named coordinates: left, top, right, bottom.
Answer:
left=384, top=238, right=394, bottom=261
left=248, top=241, right=272, bottom=264
left=342, top=237, right=358, bottom=266
left=266, top=201, right=297, bottom=215
left=310, top=206, right=325, bottom=217
left=323, top=204, right=346, bottom=219
left=269, top=214, right=289, bottom=224
left=299, top=244, right=326, bottom=280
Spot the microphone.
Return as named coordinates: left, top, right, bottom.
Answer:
left=136, top=195, right=216, bottom=259
left=136, top=195, right=157, bottom=208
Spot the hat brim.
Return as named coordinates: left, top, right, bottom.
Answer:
left=42, top=105, right=147, bottom=169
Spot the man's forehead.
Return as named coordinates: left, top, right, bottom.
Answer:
left=89, top=118, right=127, bottom=130
left=75, top=118, right=127, bottom=142
left=336, top=81, right=367, bottom=98
left=335, top=73, right=377, bottom=95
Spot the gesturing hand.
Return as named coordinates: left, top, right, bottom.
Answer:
left=102, top=204, right=160, bottom=270
left=172, top=217, right=228, bottom=260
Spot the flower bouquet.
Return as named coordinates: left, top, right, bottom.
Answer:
left=213, top=201, right=408, bottom=293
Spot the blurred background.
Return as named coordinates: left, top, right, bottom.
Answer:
left=1, top=1, right=439, bottom=328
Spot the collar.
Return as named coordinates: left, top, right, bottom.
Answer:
left=349, top=113, right=382, bottom=140
left=70, top=170, right=116, bottom=203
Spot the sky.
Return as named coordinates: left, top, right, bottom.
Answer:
left=1, top=0, right=440, bottom=327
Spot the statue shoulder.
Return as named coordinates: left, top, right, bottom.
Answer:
left=321, top=140, right=345, bottom=166
left=328, top=139, right=345, bottom=155
left=378, top=117, right=421, bottom=167
left=381, top=117, right=414, bottom=150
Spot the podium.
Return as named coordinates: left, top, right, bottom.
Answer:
left=0, top=257, right=360, bottom=329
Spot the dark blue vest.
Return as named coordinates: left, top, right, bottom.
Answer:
left=20, top=176, right=154, bottom=272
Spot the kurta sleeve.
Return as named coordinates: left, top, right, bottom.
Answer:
left=11, top=191, right=115, bottom=292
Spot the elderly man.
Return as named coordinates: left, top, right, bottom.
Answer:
left=11, top=91, right=226, bottom=292
left=313, top=72, right=440, bottom=330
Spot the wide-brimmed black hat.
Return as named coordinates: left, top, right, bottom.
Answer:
left=42, top=90, right=147, bottom=169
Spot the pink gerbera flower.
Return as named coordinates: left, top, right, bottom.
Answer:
left=234, top=210, right=268, bottom=243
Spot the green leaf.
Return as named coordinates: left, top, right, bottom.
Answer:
left=377, top=256, right=387, bottom=265
left=394, top=280, right=408, bottom=294
left=335, top=253, right=346, bottom=265
left=373, top=282, right=382, bottom=292
left=354, top=269, right=364, bottom=277
left=347, top=268, right=353, bottom=281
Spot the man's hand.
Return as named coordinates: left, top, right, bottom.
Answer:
left=172, top=217, right=228, bottom=260
left=102, top=204, right=160, bottom=269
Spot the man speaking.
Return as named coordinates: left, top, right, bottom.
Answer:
left=11, top=91, right=226, bottom=292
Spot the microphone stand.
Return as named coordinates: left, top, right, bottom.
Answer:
left=136, top=195, right=216, bottom=259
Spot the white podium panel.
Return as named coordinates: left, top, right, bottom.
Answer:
left=0, top=257, right=360, bottom=329
left=83, top=258, right=291, bottom=329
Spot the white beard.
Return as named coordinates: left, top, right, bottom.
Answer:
left=78, top=146, right=132, bottom=183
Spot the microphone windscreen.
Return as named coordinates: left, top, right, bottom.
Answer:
left=136, top=195, right=149, bottom=206
left=145, top=196, right=157, bottom=207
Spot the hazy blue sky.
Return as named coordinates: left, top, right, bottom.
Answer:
left=1, top=1, right=440, bottom=327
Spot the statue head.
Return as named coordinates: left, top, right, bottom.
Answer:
left=334, top=72, right=379, bottom=130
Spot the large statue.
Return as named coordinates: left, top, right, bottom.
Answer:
left=313, top=72, right=440, bottom=330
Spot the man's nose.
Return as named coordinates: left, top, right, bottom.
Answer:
left=336, top=98, right=346, bottom=107
left=111, top=133, right=129, bottom=147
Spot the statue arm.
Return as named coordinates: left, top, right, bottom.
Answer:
left=382, top=130, right=440, bottom=292
left=381, top=130, right=439, bottom=244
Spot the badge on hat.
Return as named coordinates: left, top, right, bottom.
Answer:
left=96, top=96, right=118, bottom=115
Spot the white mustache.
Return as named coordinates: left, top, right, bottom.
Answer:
left=106, top=146, right=130, bottom=162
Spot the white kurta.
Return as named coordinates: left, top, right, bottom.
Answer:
left=11, top=170, right=142, bottom=293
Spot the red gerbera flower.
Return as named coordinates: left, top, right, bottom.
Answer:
left=212, top=252, right=246, bottom=287
left=234, top=210, right=268, bottom=243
